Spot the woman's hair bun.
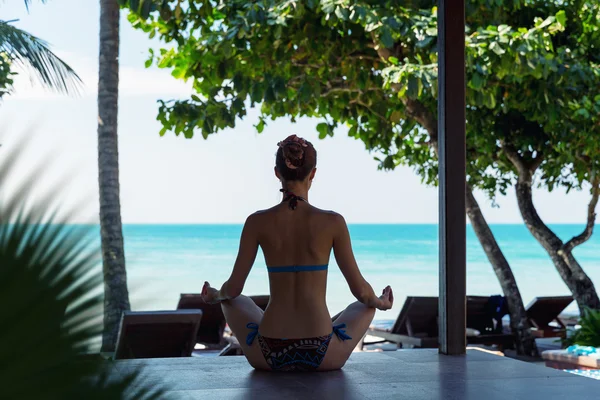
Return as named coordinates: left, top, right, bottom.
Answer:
left=277, top=135, right=308, bottom=170
left=275, top=134, right=316, bottom=181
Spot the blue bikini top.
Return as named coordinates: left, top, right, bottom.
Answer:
left=267, top=265, right=328, bottom=273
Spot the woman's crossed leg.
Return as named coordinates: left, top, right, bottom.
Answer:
left=220, top=294, right=270, bottom=370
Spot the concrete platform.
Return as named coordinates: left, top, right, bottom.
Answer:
left=112, top=349, right=600, bottom=399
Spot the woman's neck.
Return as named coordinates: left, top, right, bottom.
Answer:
left=281, top=185, right=308, bottom=201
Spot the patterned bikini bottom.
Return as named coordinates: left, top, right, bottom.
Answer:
left=246, top=323, right=352, bottom=372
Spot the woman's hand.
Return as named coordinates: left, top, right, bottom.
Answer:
left=377, top=286, right=394, bottom=311
left=201, top=281, right=222, bottom=304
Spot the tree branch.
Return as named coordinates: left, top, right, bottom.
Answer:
left=349, top=99, right=388, bottom=124
left=561, top=177, right=600, bottom=254
left=529, top=152, right=544, bottom=172
left=401, top=98, right=438, bottom=144
left=320, top=86, right=382, bottom=98
left=291, top=61, right=324, bottom=69
left=501, top=144, right=544, bottom=179
left=502, top=144, right=528, bottom=176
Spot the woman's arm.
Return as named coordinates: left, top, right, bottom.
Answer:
left=332, top=214, right=392, bottom=310
left=202, top=215, right=259, bottom=303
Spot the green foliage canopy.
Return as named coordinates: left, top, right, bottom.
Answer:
left=127, top=0, right=600, bottom=198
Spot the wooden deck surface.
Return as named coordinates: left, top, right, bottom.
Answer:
left=111, top=349, right=600, bottom=399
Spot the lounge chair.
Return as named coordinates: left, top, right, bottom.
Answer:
left=177, top=293, right=270, bottom=350
left=365, top=296, right=439, bottom=349
left=526, top=296, right=573, bottom=338
left=365, top=295, right=514, bottom=350
left=114, top=310, right=202, bottom=360
left=465, top=295, right=514, bottom=349
left=177, top=294, right=227, bottom=349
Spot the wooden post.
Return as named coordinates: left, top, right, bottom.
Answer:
left=438, top=0, right=466, bottom=355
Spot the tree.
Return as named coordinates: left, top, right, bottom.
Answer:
left=98, top=0, right=130, bottom=353
left=122, top=0, right=600, bottom=355
left=457, top=2, right=600, bottom=311
left=1, top=1, right=81, bottom=97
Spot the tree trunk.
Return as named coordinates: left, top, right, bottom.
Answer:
left=399, top=98, right=537, bottom=355
left=466, top=187, right=538, bottom=356
left=98, top=0, right=130, bottom=353
left=514, top=174, right=600, bottom=311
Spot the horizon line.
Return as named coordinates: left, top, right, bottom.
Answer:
left=64, top=222, right=591, bottom=226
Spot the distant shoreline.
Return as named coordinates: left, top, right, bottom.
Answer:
left=61, top=222, right=598, bottom=227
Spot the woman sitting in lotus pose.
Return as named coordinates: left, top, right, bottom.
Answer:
left=201, top=134, right=393, bottom=371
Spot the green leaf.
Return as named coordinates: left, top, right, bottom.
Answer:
left=382, top=155, right=395, bottom=170
left=256, top=118, right=266, bottom=133
left=334, top=6, right=349, bottom=21
left=489, top=41, right=505, bottom=55
left=380, top=27, right=394, bottom=48
left=264, top=86, right=275, bottom=103
left=470, top=72, right=485, bottom=90
left=485, top=92, right=496, bottom=108
left=130, top=0, right=140, bottom=14
left=407, top=76, right=419, bottom=98
left=171, top=67, right=185, bottom=79
left=416, top=36, right=434, bottom=48
left=139, top=0, right=152, bottom=19
left=575, top=109, right=590, bottom=119
left=388, top=56, right=399, bottom=65
left=556, top=10, right=567, bottom=27
left=316, top=122, right=329, bottom=139
left=390, top=110, right=402, bottom=123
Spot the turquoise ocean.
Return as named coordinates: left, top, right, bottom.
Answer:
left=121, top=224, right=600, bottom=322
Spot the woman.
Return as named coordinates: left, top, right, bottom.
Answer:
left=201, top=134, right=394, bottom=371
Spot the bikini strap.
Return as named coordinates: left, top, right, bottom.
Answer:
left=246, top=322, right=259, bottom=346
left=333, top=323, right=352, bottom=341
left=280, top=189, right=306, bottom=210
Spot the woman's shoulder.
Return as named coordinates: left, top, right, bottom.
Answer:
left=245, top=208, right=273, bottom=222
left=307, top=206, right=346, bottom=224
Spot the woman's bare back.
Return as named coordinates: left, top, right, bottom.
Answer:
left=254, top=201, right=340, bottom=338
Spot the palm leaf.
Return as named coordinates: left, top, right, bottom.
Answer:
left=0, top=21, right=82, bottom=94
left=573, top=308, right=600, bottom=347
left=23, top=0, right=49, bottom=12
left=0, top=138, right=164, bottom=399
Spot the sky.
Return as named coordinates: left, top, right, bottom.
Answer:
left=0, top=0, right=594, bottom=224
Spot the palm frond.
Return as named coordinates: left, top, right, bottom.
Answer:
left=571, top=308, right=600, bottom=347
left=0, top=137, right=165, bottom=399
left=23, top=0, right=49, bottom=13
left=0, top=21, right=82, bottom=95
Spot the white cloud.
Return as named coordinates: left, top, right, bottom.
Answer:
left=9, top=50, right=192, bottom=100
